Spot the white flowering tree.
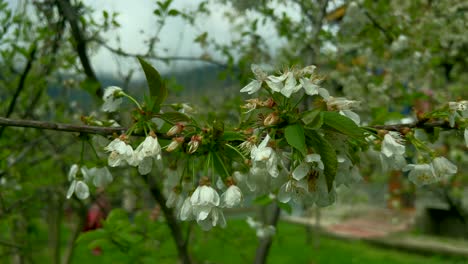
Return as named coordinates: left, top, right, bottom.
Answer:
left=0, top=0, right=467, bottom=263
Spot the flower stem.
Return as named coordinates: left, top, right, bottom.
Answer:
left=122, top=93, right=143, bottom=110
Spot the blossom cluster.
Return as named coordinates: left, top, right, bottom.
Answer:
left=63, top=63, right=466, bottom=234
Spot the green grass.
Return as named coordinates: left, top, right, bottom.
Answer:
left=71, top=219, right=467, bottom=264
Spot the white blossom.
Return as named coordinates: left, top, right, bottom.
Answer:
left=404, top=163, right=437, bottom=186
left=190, top=185, right=220, bottom=221
left=240, top=64, right=275, bottom=94
left=134, top=135, right=162, bottom=174
left=292, top=154, right=323, bottom=181
left=105, top=138, right=135, bottom=167
left=166, top=189, right=184, bottom=210
left=197, top=206, right=226, bottom=231
left=465, top=128, right=468, bottom=147
left=66, top=164, right=90, bottom=200
left=250, top=134, right=279, bottom=178
left=432, top=157, right=457, bottom=179
left=277, top=179, right=309, bottom=203
left=380, top=132, right=406, bottom=171
left=179, top=197, right=194, bottom=221
left=82, top=166, right=113, bottom=188
left=102, top=86, right=123, bottom=112
left=220, top=185, right=243, bottom=208
left=448, top=101, right=468, bottom=127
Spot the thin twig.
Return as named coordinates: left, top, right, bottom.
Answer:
left=97, top=40, right=228, bottom=68
left=0, top=44, right=37, bottom=138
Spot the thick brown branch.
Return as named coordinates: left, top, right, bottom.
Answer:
left=143, top=175, right=192, bottom=264
left=0, top=117, right=457, bottom=138
left=0, top=117, right=124, bottom=136
left=371, top=120, right=453, bottom=132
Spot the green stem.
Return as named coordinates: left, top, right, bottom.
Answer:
left=122, top=92, right=143, bottom=110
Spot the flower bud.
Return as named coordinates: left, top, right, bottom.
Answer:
left=187, top=135, right=202, bottom=154
left=167, top=123, right=185, bottom=136
left=263, top=112, right=280, bottom=126
left=167, top=137, right=184, bottom=152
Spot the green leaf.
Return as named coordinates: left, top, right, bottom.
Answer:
left=212, top=120, right=224, bottom=139
left=285, top=124, right=307, bottom=155
left=211, top=151, right=230, bottom=178
left=168, top=9, right=179, bottom=16
left=159, top=112, right=191, bottom=124
left=306, top=130, right=337, bottom=192
left=76, top=229, right=107, bottom=244
left=425, top=126, right=440, bottom=143
left=302, top=109, right=323, bottom=129
left=106, top=209, right=129, bottom=225
left=322, top=111, right=365, bottom=140
left=221, top=131, right=246, bottom=142
left=137, top=57, right=167, bottom=112
left=277, top=202, right=292, bottom=214
left=253, top=194, right=273, bottom=205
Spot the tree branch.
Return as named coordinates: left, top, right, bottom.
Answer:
left=0, top=44, right=37, bottom=138
left=96, top=40, right=228, bottom=68
left=370, top=120, right=453, bottom=132
left=143, top=175, right=192, bottom=264
left=254, top=204, right=281, bottom=264
left=359, top=5, right=394, bottom=43
left=0, top=117, right=456, bottom=139
left=55, top=0, right=102, bottom=97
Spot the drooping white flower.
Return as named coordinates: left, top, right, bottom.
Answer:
left=105, top=138, right=135, bottom=167
left=292, top=154, right=324, bottom=181
left=404, top=163, right=437, bottom=186
left=102, top=86, right=124, bottom=112
left=135, top=135, right=161, bottom=161
left=82, top=166, right=113, bottom=188
left=197, top=206, right=226, bottom=231
left=134, top=134, right=162, bottom=174
left=179, top=197, right=194, bottom=221
left=166, top=188, right=184, bottom=210
left=335, top=156, right=362, bottom=187
left=431, top=157, right=457, bottom=179
left=220, top=185, right=243, bottom=208
left=66, top=164, right=90, bottom=200
left=381, top=132, right=406, bottom=158
left=314, top=173, right=336, bottom=207
left=277, top=179, right=309, bottom=204
left=465, top=128, right=468, bottom=148
left=190, top=185, right=220, bottom=221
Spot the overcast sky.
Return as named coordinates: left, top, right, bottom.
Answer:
left=5, top=1, right=337, bottom=76
left=6, top=0, right=242, bottom=75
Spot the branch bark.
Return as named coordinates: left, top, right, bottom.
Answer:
left=254, top=204, right=281, bottom=264
left=0, top=116, right=455, bottom=138
left=143, top=175, right=192, bottom=264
